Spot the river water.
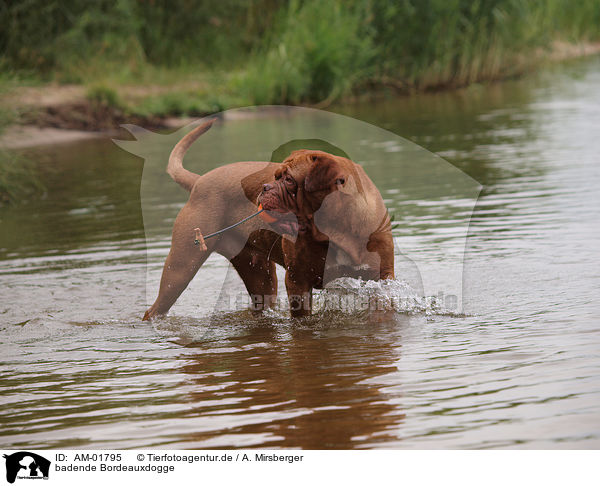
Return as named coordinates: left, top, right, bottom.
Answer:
left=1, top=56, right=599, bottom=449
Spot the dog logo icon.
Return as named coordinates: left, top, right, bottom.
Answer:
left=3, top=452, right=50, bottom=483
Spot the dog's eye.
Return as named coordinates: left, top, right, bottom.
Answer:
left=284, top=175, right=297, bottom=194
left=335, top=178, right=345, bottom=185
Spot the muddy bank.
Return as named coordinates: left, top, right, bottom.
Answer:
left=0, top=108, right=295, bottom=149
left=0, top=125, right=109, bottom=150
left=2, top=41, right=600, bottom=149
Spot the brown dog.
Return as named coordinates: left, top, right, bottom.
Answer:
left=142, top=120, right=394, bottom=320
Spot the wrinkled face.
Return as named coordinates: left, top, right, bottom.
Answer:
left=258, top=150, right=354, bottom=236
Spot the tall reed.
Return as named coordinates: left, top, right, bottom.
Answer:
left=1, top=0, right=599, bottom=101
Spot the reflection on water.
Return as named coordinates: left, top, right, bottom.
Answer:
left=1, top=56, right=600, bottom=448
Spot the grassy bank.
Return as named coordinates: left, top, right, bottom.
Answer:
left=1, top=0, right=599, bottom=205
left=0, top=84, right=44, bottom=206
left=1, top=0, right=600, bottom=123
left=0, top=149, right=44, bottom=206
left=0, top=114, right=44, bottom=206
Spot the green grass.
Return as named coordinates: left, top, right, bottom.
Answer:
left=2, top=0, right=600, bottom=109
left=1, top=0, right=599, bottom=205
left=240, top=0, right=375, bottom=105
left=133, top=91, right=222, bottom=118
left=0, top=81, right=44, bottom=206
left=371, top=0, right=600, bottom=90
left=81, top=79, right=241, bottom=118
left=0, top=150, right=45, bottom=207
left=86, top=85, right=124, bottom=109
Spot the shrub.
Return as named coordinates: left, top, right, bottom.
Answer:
left=241, top=0, right=375, bottom=105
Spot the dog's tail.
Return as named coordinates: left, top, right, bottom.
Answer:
left=167, top=119, right=216, bottom=192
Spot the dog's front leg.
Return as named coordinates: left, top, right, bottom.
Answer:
left=367, top=231, right=395, bottom=280
left=285, top=270, right=313, bottom=318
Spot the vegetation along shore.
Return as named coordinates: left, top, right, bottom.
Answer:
left=1, top=0, right=600, bottom=204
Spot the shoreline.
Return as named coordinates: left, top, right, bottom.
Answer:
left=2, top=41, right=600, bottom=150
left=0, top=108, right=299, bottom=150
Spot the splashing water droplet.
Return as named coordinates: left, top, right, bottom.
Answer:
left=313, top=278, right=463, bottom=317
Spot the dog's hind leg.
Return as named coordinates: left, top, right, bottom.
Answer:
left=143, top=244, right=211, bottom=320
left=143, top=205, right=214, bottom=320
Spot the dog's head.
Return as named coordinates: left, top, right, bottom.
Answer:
left=258, top=150, right=365, bottom=238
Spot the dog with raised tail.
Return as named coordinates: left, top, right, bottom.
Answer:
left=143, top=119, right=394, bottom=320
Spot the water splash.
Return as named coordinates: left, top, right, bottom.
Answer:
left=315, top=278, right=465, bottom=317
left=152, top=278, right=465, bottom=342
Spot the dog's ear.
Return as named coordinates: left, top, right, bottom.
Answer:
left=304, top=154, right=348, bottom=193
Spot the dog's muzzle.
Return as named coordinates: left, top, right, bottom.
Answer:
left=259, top=183, right=300, bottom=235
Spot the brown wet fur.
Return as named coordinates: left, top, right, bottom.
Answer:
left=143, top=121, right=394, bottom=320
